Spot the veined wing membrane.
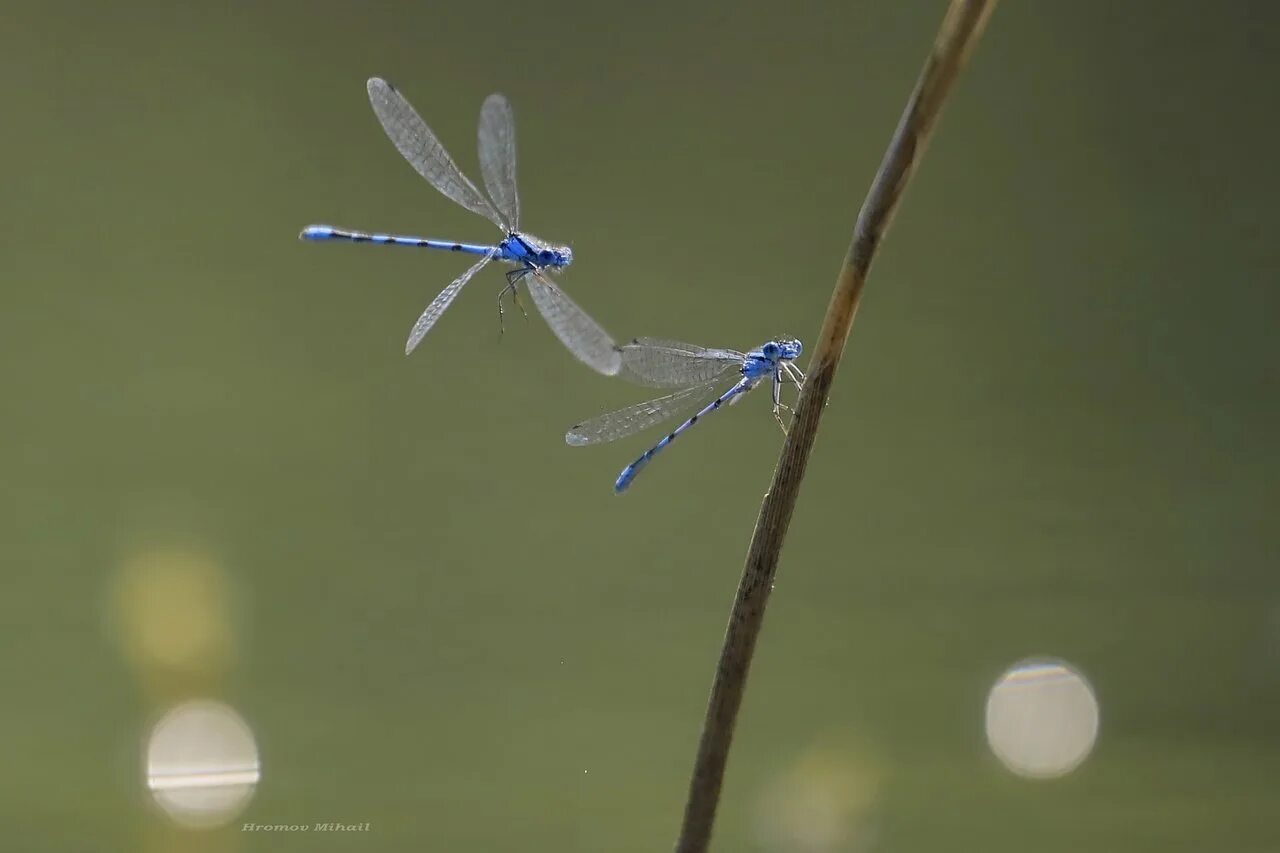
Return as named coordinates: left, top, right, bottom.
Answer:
left=477, top=93, right=520, bottom=231
left=617, top=337, right=744, bottom=388
left=367, top=78, right=505, bottom=229
left=404, top=248, right=500, bottom=354
left=525, top=272, right=622, bottom=376
left=566, top=381, right=726, bottom=446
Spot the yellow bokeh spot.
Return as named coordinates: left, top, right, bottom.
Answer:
left=111, top=547, right=235, bottom=677
left=755, top=735, right=881, bottom=852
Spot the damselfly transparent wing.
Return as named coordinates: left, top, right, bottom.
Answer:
left=405, top=248, right=500, bottom=354
left=366, top=78, right=506, bottom=230
left=477, top=94, right=520, bottom=231
left=566, top=381, right=728, bottom=446
left=525, top=271, right=622, bottom=376
left=617, top=338, right=745, bottom=388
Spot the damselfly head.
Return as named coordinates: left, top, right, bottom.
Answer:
left=761, top=338, right=803, bottom=362
left=777, top=338, right=803, bottom=360
left=517, top=232, right=573, bottom=269
left=544, top=244, right=573, bottom=268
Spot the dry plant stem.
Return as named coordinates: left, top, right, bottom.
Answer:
left=672, top=2, right=999, bottom=851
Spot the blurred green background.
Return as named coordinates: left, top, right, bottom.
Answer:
left=3, top=1, right=1278, bottom=850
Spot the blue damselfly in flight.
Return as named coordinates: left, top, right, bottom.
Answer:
left=301, top=78, right=620, bottom=375
left=566, top=337, right=805, bottom=492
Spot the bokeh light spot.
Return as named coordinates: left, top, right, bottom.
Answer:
left=146, top=700, right=260, bottom=828
left=754, top=737, right=880, bottom=852
left=985, top=658, right=1099, bottom=779
left=110, top=547, right=234, bottom=676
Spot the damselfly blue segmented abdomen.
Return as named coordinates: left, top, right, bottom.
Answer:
left=301, top=226, right=498, bottom=256
left=299, top=78, right=618, bottom=375
left=300, top=226, right=570, bottom=267
left=566, top=338, right=806, bottom=493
